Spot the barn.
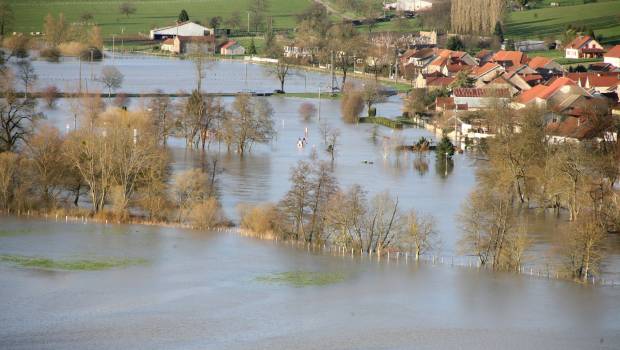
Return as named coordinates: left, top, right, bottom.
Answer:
left=149, top=21, right=214, bottom=40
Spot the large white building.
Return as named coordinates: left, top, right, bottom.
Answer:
left=149, top=21, right=214, bottom=40
left=395, top=0, right=433, bottom=11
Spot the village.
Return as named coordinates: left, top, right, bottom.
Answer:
left=141, top=14, right=620, bottom=147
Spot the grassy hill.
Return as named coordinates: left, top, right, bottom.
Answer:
left=505, top=0, right=620, bottom=44
left=7, top=0, right=313, bottom=37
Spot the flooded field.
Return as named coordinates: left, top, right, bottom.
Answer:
left=1, top=217, right=619, bottom=350
left=1, top=54, right=620, bottom=349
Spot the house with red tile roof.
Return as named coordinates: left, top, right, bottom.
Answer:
left=491, top=51, right=528, bottom=68
left=527, top=56, right=563, bottom=72
left=172, top=35, right=216, bottom=54
left=160, top=38, right=175, bottom=53
left=413, top=72, right=455, bottom=90
left=514, top=77, right=592, bottom=110
left=220, top=40, right=245, bottom=55
left=471, top=62, right=504, bottom=84
left=475, top=49, right=494, bottom=65
left=566, top=72, right=620, bottom=93
left=453, top=87, right=511, bottom=110
left=565, top=35, right=604, bottom=59
left=604, top=45, right=620, bottom=68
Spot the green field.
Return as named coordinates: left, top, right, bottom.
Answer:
left=7, top=0, right=313, bottom=37
left=505, top=0, right=620, bottom=44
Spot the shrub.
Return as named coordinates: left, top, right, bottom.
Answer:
left=79, top=47, right=103, bottom=61
left=42, top=85, right=60, bottom=108
left=239, top=203, right=280, bottom=235
left=40, top=47, right=61, bottom=62
left=188, top=197, right=224, bottom=229
left=58, top=42, right=87, bottom=57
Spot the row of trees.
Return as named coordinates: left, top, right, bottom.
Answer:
left=457, top=104, right=620, bottom=282
left=240, top=159, right=440, bottom=257
left=0, top=63, right=276, bottom=227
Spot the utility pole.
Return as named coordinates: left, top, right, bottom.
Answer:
left=318, top=86, right=321, bottom=121
left=330, top=51, right=336, bottom=95
left=112, top=34, right=115, bottom=64
left=78, top=56, right=82, bottom=94
left=247, top=12, right=250, bottom=33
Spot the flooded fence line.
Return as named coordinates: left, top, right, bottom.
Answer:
left=3, top=209, right=617, bottom=287
left=234, top=227, right=620, bottom=288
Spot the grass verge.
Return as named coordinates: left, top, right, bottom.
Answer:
left=256, top=271, right=346, bottom=287
left=0, top=254, right=147, bottom=271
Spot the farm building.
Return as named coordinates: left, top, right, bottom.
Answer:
left=395, top=0, right=433, bottom=11
left=149, top=21, right=214, bottom=40
left=514, top=40, right=547, bottom=52
left=220, top=40, right=245, bottom=56
left=163, top=35, right=216, bottom=54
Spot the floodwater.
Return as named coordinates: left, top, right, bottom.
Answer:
left=1, top=217, right=619, bottom=350
left=30, top=54, right=342, bottom=94
left=1, top=54, right=620, bottom=348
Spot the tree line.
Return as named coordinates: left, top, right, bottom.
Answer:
left=240, top=158, right=440, bottom=259
left=457, top=104, right=620, bottom=282
left=0, top=62, right=275, bottom=228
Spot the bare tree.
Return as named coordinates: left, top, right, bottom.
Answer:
left=271, top=56, right=291, bottom=92
left=148, top=92, right=174, bottom=146
left=0, top=151, right=18, bottom=209
left=43, top=13, right=68, bottom=47
left=16, top=60, right=37, bottom=98
left=98, top=66, right=124, bottom=98
left=298, top=102, right=317, bottom=121
left=326, top=128, right=340, bottom=163
left=119, top=2, right=137, bottom=17
left=562, top=213, right=606, bottom=282
left=224, top=94, right=275, bottom=155
left=402, top=210, right=439, bottom=260
left=0, top=85, right=39, bottom=152
left=458, top=188, right=530, bottom=271
left=361, top=81, right=386, bottom=117
left=23, top=125, right=66, bottom=206
left=340, top=82, right=364, bottom=123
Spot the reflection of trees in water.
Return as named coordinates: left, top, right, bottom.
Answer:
left=435, top=155, right=454, bottom=178
left=413, top=154, right=429, bottom=176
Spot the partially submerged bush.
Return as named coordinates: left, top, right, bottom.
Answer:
left=40, top=47, right=61, bottom=62
left=42, top=85, right=60, bottom=108
left=58, top=42, right=87, bottom=57
left=79, top=47, right=103, bottom=61
left=188, top=197, right=224, bottom=229
left=239, top=203, right=280, bottom=235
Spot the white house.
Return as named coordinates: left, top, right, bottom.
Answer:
left=604, top=45, right=620, bottom=68
left=149, top=21, right=214, bottom=40
left=220, top=40, right=245, bottom=56
left=564, top=35, right=604, bottom=59
left=160, top=38, right=175, bottom=53
left=395, top=0, right=433, bottom=11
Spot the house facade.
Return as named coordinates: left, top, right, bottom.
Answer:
left=564, top=35, right=604, bottom=59
left=604, top=45, right=620, bottom=68
left=172, top=35, right=216, bottom=54
left=220, top=40, right=245, bottom=55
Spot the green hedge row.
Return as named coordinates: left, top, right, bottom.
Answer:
left=359, top=116, right=403, bottom=129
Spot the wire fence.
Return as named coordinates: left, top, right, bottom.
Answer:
left=3, top=210, right=618, bottom=287
left=235, top=227, right=620, bottom=288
